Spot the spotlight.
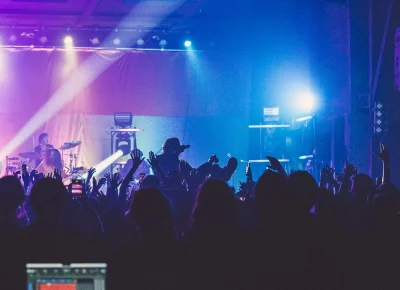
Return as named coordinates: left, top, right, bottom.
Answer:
left=9, top=34, right=17, bottom=43
left=297, top=91, right=315, bottom=112
left=184, top=40, right=192, bottom=48
left=377, top=103, right=383, bottom=109
left=376, top=127, right=382, bottom=133
left=64, top=36, right=73, bottom=48
left=376, top=119, right=382, bottom=125
left=90, top=37, right=100, bottom=46
left=76, top=150, right=124, bottom=181
left=116, top=137, right=132, bottom=156
left=39, top=36, right=48, bottom=44
left=137, top=38, right=144, bottom=46
left=112, top=38, right=121, bottom=45
left=159, top=39, right=167, bottom=49
left=376, top=111, right=382, bottom=117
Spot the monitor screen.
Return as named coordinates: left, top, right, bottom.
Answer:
left=27, top=263, right=107, bottom=290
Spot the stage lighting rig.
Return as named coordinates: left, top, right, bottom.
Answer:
left=114, top=112, right=132, bottom=128
left=137, top=38, right=145, bottom=47
left=90, top=37, right=100, bottom=46
left=116, top=135, right=132, bottom=156
left=159, top=39, right=167, bottom=49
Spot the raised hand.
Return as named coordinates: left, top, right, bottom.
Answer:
left=110, top=172, right=122, bottom=189
left=266, top=156, right=287, bottom=177
left=131, top=149, right=145, bottom=169
left=97, top=177, right=107, bottom=189
left=343, top=160, right=357, bottom=177
left=208, top=154, right=219, bottom=164
left=375, top=143, right=389, bottom=162
left=87, top=167, right=96, bottom=180
left=375, top=143, right=391, bottom=184
left=246, top=162, right=253, bottom=176
left=245, top=162, right=253, bottom=183
left=147, top=151, right=158, bottom=168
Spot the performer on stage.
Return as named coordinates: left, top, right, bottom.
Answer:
left=156, top=137, right=191, bottom=175
left=34, top=133, right=54, bottom=168
left=36, top=148, right=67, bottom=179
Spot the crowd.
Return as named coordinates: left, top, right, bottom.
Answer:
left=0, top=138, right=399, bottom=290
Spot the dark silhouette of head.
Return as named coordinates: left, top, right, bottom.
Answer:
left=287, top=171, right=318, bottom=214
left=140, top=175, right=160, bottom=190
left=192, top=179, right=237, bottom=230
left=30, top=178, right=68, bottom=225
left=128, top=188, right=175, bottom=241
left=45, top=148, right=63, bottom=170
left=162, top=137, right=181, bottom=156
left=351, top=174, right=374, bottom=200
left=0, top=176, right=25, bottom=225
left=255, top=170, right=288, bottom=225
left=38, top=133, right=49, bottom=145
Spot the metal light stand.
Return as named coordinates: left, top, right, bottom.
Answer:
left=110, top=127, right=138, bottom=174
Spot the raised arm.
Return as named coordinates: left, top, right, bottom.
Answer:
left=120, top=149, right=144, bottom=194
left=147, top=151, right=166, bottom=182
left=338, top=161, right=357, bottom=197
left=375, top=143, right=390, bottom=184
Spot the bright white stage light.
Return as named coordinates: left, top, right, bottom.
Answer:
left=184, top=40, right=192, bottom=48
left=297, top=91, right=315, bottom=112
left=92, top=150, right=124, bottom=178
left=64, top=36, right=73, bottom=49
left=248, top=124, right=290, bottom=129
left=64, top=150, right=124, bottom=183
left=113, top=38, right=121, bottom=46
left=299, top=155, right=314, bottom=160
left=296, top=115, right=313, bottom=122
